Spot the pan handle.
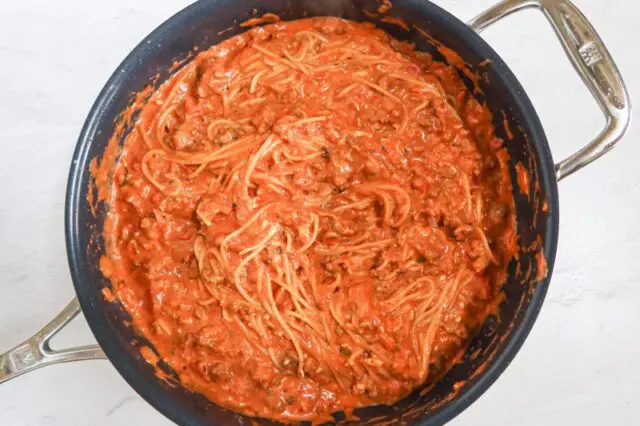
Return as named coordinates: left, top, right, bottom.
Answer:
left=468, top=0, right=631, bottom=181
left=0, top=298, right=105, bottom=384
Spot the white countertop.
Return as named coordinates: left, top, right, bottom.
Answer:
left=1, top=0, right=638, bottom=424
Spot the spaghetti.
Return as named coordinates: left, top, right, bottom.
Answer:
left=102, top=17, right=517, bottom=422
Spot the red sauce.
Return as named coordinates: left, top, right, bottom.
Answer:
left=413, top=27, right=482, bottom=95
left=241, top=13, right=281, bottom=28
left=378, top=0, right=393, bottom=14
left=101, top=287, right=116, bottom=303
left=140, top=345, right=160, bottom=365
left=101, top=18, right=517, bottom=421
left=535, top=250, right=548, bottom=282
left=515, top=162, right=530, bottom=197
left=381, top=16, right=410, bottom=31
left=501, top=111, right=514, bottom=141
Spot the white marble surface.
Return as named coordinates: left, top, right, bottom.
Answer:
left=1, top=0, right=638, bottom=424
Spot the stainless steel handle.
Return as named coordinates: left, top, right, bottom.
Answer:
left=0, top=298, right=105, bottom=384
left=468, top=0, right=631, bottom=181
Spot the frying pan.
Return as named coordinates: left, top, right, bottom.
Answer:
left=0, top=0, right=630, bottom=424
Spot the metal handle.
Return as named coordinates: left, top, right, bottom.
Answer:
left=468, top=0, right=631, bottom=181
left=0, top=298, right=105, bottom=384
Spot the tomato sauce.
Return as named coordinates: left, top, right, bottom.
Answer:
left=101, top=18, right=517, bottom=421
left=516, top=162, right=530, bottom=197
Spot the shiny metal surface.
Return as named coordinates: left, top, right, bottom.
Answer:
left=0, top=298, right=104, bottom=384
left=468, top=0, right=632, bottom=181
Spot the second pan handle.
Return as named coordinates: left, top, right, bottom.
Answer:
left=468, top=0, right=631, bottom=181
left=0, top=298, right=105, bottom=384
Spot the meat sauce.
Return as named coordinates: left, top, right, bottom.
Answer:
left=101, top=18, right=517, bottom=421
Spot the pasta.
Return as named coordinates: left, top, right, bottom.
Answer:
left=102, top=17, right=517, bottom=422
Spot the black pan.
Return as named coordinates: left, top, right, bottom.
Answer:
left=0, top=0, right=630, bottom=424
